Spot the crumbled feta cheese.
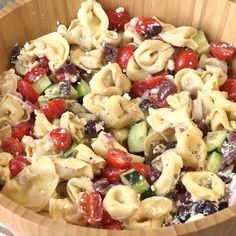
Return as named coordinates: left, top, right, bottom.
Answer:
left=186, top=213, right=204, bottom=222
left=130, top=17, right=139, bottom=27
left=151, top=185, right=155, bottom=191
left=95, top=122, right=104, bottom=132
left=166, top=59, right=175, bottom=71
left=115, top=7, right=125, bottom=14
left=123, top=93, right=131, bottom=100
left=57, top=24, right=67, bottom=36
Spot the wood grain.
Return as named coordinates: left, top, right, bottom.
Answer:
left=0, top=0, right=236, bottom=236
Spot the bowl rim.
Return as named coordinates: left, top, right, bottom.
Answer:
left=0, top=0, right=236, bottom=235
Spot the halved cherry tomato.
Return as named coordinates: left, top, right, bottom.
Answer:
left=102, top=166, right=129, bottom=183
left=24, top=67, right=47, bottom=83
left=17, top=79, right=38, bottom=104
left=175, top=49, right=198, bottom=72
left=117, top=45, right=136, bottom=71
left=130, top=75, right=165, bottom=98
left=41, top=99, right=65, bottom=120
left=131, top=163, right=151, bottom=180
left=50, top=128, right=72, bottom=152
left=9, top=156, right=29, bottom=177
left=103, top=222, right=123, bottom=230
left=100, top=210, right=117, bottom=226
left=107, top=149, right=132, bottom=168
left=220, top=79, right=236, bottom=101
left=210, top=42, right=236, bottom=61
left=107, top=8, right=129, bottom=31
left=135, top=17, right=162, bottom=38
left=1, top=137, right=23, bottom=156
left=12, top=122, right=32, bottom=141
left=38, top=57, right=49, bottom=71
left=79, top=192, right=103, bottom=225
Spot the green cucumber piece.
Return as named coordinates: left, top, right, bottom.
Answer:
left=32, top=75, right=52, bottom=94
left=128, top=121, right=147, bottom=153
left=45, top=84, right=78, bottom=100
left=63, top=144, right=78, bottom=158
left=38, top=94, right=59, bottom=106
left=206, top=130, right=227, bottom=153
left=75, top=80, right=90, bottom=98
left=193, top=29, right=209, bottom=54
left=206, top=151, right=222, bottom=173
left=121, top=169, right=154, bottom=200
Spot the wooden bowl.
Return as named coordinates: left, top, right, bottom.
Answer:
left=0, top=0, right=236, bottom=235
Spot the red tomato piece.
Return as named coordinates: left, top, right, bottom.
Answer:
left=103, top=222, right=123, bottom=230
left=12, top=122, right=32, bottom=141
left=220, top=79, right=236, bottom=101
left=50, top=128, right=72, bottom=152
left=117, top=45, right=136, bottom=71
left=131, top=163, right=151, bottom=180
left=102, top=166, right=129, bottom=183
left=100, top=210, right=117, bottom=226
left=79, top=192, right=103, bottom=225
left=210, top=42, right=236, bottom=61
left=24, top=67, right=47, bottom=83
left=1, top=137, right=24, bottom=156
left=17, top=79, right=38, bottom=104
left=38, top=57, right=49, bottom=71
left=175, top=49, right=198, bottom=72
left=107, top=149, right=132, bottom=168
left=41, top=99, right=65, bottom=120
left=107, top=8, right=129, bottom=31
left=135, top=17, right=162, bottom=38
left=130, top=75, right=165, bottom=98
left=9, top=156, right=29, bottom=177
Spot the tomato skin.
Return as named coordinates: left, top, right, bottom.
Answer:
left=135, top=17, right=162, bottom=38
left=130, top=75, right=165, bottom=98
left=107, top=8, right=129, bottom=31
left=9, top=156, right=29, bottom=177
left=17, top=80, right=38, bottom=104
left=103, top=221, right=123, bottom=230
left=107, top=149, right=131, bottom=168
left=117, top=45, right=136, bottom=71
left=50, top=128, right=72, bottom=152
left=131, top=163, right=151, bottom=180
left=38, top=57, right=49, bottom=71
left=12, top=122, right=32, bottom=141
left=79, top=192, right=103, bottom=225
left=24, top=67, right=47, bottom=84
left=41, top=99, right=65, bottom=120
left=175, top=49, right=198, bottom=72
left=1, top=137, right=24, bottom=156
left=102, top=166, right=129, bottom=183
left=220, top=79, right=236, bottom=101
left=210, top=42, right=236, bottom=61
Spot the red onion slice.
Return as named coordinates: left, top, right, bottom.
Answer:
left=229, top=177, right=236, bottom=206
left=227, top=132, right=236, bottom=143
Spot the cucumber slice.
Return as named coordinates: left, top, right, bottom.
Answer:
left=38, top=94, right=59, bottom=106
left=44, top=84, right=78, bottom=100
left=128, top=121, right=147, bottom=153
left=63, top=144, right=78, bottom=158
left=206, top=130, right=227, bottom=153
left=193, top=29, right=209, bottom=54
left=206, top=151, right=222, bottom=173
left=121, top=169, right=154, bottom=200
left=32, top=75, right=52, bottom=94
left=75, top=80, right=90, bottom=98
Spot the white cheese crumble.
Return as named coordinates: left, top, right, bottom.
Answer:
left=57, top=24, right=67, bottom=36
left=166, top=59, right=175, bottom=71
left=123, top=93, right=131, bottom=100
left=115, top=7, right=125, bottom=14
left=186, top=213, right=204, bottom=222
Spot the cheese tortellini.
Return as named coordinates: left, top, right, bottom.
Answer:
left=0, top=70, right=18, bottom=97
left=2, top=157, right=59, bottom=212
left=89, top=63, right=131, bottom=96
left=134, top=40, right=174, bottom=74
left=182, top=171, right=225, bottom=202
left=160, top=26, right=198, bottom=50
left=103, top=185, right=140, bottom=220
left=152, top=149, right=183, bottom=196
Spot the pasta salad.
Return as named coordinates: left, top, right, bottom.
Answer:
left=0, top=0, right=236, bottom=230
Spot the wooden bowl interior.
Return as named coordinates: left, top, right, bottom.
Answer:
left=0, top=0, right=236, bottom=235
